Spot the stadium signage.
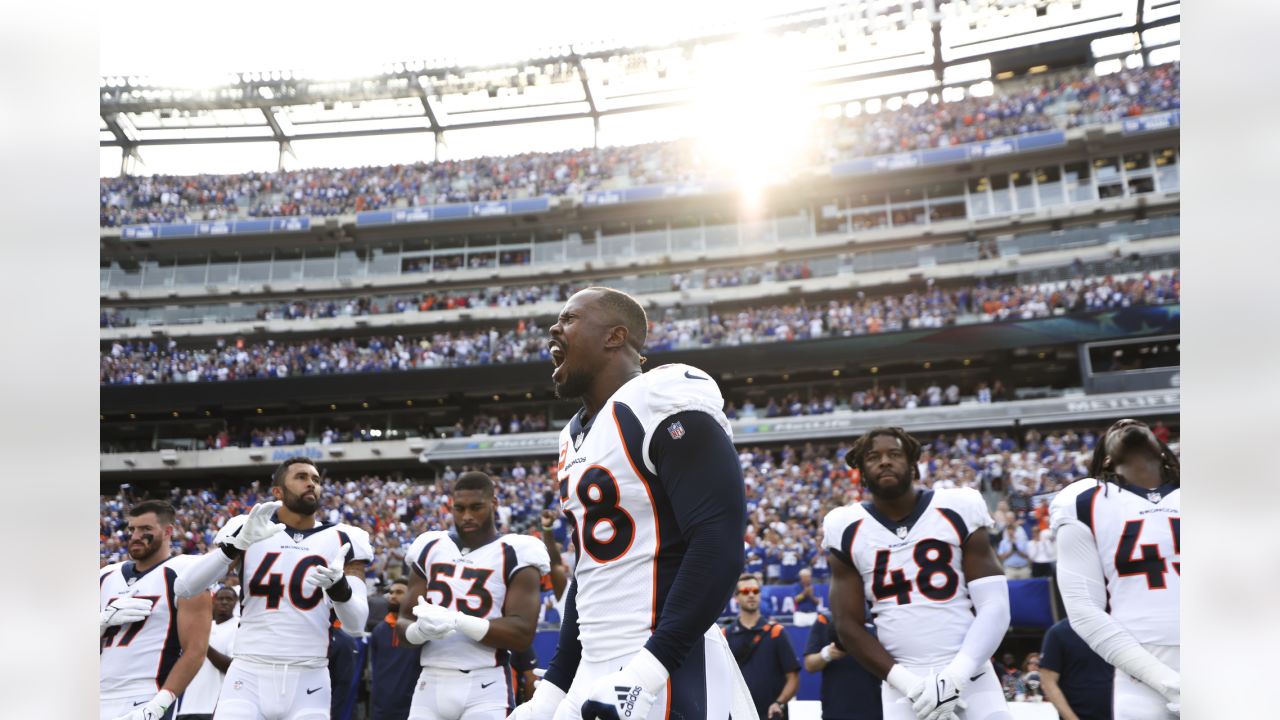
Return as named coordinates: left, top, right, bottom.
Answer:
left=355, top=196, right=552, bottom=227
left=582, top=180, right=735, bottom=207
left=121, top=216, right=311, bottom=240
left=1122, top=111, right=1179, bottom=135
left=832, top=130, right=1068, bottom=178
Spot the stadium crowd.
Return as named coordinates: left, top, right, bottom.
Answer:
left=829, top=63, right=1180, bottom=158
left=99, top=64, right=1178, bottom=227
left=100, top=270, right=1179, bottom=384
left=99, top=424, right=1178, bottom=589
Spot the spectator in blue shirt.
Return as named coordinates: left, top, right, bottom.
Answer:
left=724, top=574, right=800, bottom=720
left=997, top=523, right=1032, bottom=579
left=1039, top=619, right=1113, bottom=720
left=368, top=579, right=421, bottom=720
left=802, top=612, right=882, bottom=720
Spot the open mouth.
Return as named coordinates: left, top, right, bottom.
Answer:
left=549, top=342, right=566, bottom=367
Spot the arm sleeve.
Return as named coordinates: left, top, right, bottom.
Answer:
left=172, top=516, right=245, bottom=599
left=332, top=576, right=369, bottom=635
left=1056, top=523, right=1177, bottom=691
left=642, top=410, right=747, bottom=673
left=543, top=578, right=582, bottom=692
left=943, top=575, right=1010, bottom=683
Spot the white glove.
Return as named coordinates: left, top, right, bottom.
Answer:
left=406, top=597, right=457, bottom=643
left=304, top=543, right=350, bottom=590
left=100, top=597, right=153, bottom=635
left=511, top=670, right=567, bottom=720
left=229, top=501, right=286, bottom=550
left=112, top=689, right=175, bottom=720
left=581, top=648, right=668, bottom=720
left=911, top=671, right=963, bottom=720
left=1162, top=675, right=1180, bottom=716
left=923, top=667, right=969, bottom=720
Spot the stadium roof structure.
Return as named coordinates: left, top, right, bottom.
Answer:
left=100, top=0, right=1178, bottom=173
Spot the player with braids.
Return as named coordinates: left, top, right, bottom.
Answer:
left=1051, top=418, right=1181, bottom=718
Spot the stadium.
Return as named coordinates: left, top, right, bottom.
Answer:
left=98, top=1, right=1182, bottom=719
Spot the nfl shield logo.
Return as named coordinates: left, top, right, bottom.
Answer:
left=1147, top=491, right=1162, bottom=503
left=293, top=533, right=304, bottom=542
left=233, top=680, right=243, bottom=691
left=895, top=526, right=908, bottom=540
left=573, top=432, right=585, bottom=451
left=667, top=421, right=686, bottom=440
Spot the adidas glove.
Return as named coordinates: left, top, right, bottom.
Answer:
left=112, top=689, right=175, bottom=720
left=581, top=649, right=667, bottom=720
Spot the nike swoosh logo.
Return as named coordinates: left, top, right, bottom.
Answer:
left=134, top=701, right=148, bottom=706
left=684, top=371, right=709, bottom=381
left=306, top=687, right=323, bottom=695
left=481, top=681, right=496, bottom=688
left=970, top=671, right=985, bottom=682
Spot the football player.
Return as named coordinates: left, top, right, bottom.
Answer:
left=1050, top=418, right=1180, bottom=718
left=173, top=457, right=373, bottom=720
left=100, top=500, right=213, bottom=720
left=397, top=471, right=550, bottom=720
left=823, top=427, right=1012, bottom=720
left=512, top=287, right=756, bottom=720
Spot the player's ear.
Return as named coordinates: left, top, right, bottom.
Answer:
left=603, top=324, right=628, bottom=351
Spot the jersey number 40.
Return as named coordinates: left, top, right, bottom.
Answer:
left=248, top=552, right=328, bottom=610
left=871, top=540, right=959, bottom=605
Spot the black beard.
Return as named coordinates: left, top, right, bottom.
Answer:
left=282, top=489, right=319, bottom=515
left=866, top=471, right=913, bottom=500
left=554, top=366, right=592, bottom=400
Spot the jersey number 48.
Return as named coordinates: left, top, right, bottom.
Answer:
left=871, top=540, right=959, bottom=605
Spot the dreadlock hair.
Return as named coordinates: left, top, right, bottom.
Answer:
left=1088, top=425, right=1180, bottom=488
left=844, top=426, right=923, bottom=481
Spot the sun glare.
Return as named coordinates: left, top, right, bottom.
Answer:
left=687, top=32, right=819, bottom=217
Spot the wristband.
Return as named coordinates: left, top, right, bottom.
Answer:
left=456, top=614, right=491, bottom=642
left=325, top=577, right=353, bottom=602
left=152, top=689, right=176, bottom=710
left=820, top=645, right=833, bottom=663
left=887, top=664, right=921, bottom=698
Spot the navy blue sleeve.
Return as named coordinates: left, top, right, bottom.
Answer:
left=643, top=410, right=747, bottom=673
left=803, top=615, right=830, bottom=656
left=1038, top=622, right=1064, bottom=673
left=543, top=580, right=582, bottom=692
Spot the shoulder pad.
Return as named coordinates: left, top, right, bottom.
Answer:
left=336, top=524, right=375, bottom=562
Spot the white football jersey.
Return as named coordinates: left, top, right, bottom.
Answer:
left=557, top=362, right=733, bottom=663
left=821, top=488, right=995, bottom=667
left=100, top=554, right=201, bottom=700
left=1050, top=478, right=1180, bottom=646
left=406, top=531, right=551, bottom=670
left=213, top=513, right=373, bottom=660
